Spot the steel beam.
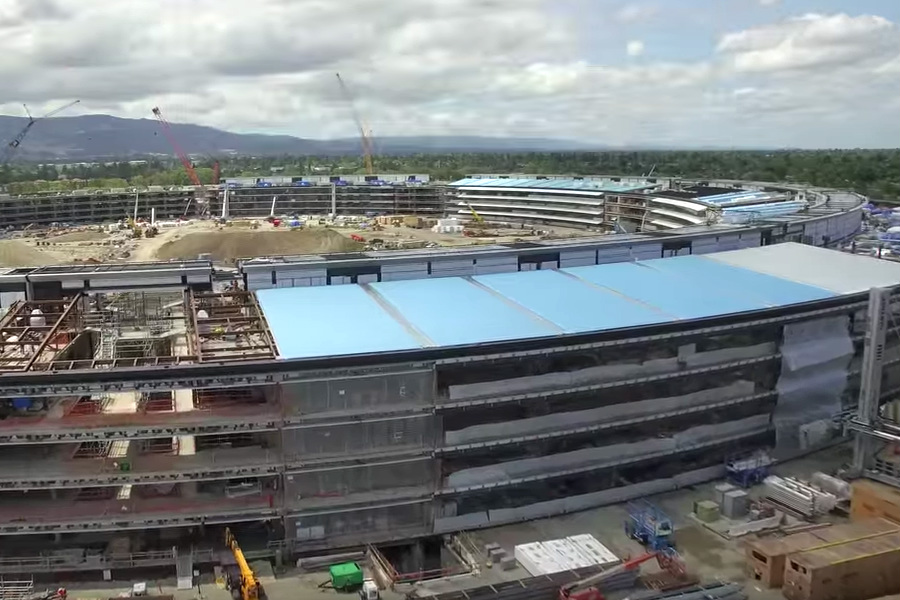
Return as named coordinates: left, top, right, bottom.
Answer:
left=23, top=293, right=83, bottom=371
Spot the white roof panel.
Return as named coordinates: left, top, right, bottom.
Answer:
left=706, top=243, right=900, bottom=294
left=649, top=197, right=708, bottom=212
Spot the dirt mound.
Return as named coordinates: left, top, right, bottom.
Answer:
left=154, top=228, right=363, bottom=263
left=0, top=241, right=68, bottom=267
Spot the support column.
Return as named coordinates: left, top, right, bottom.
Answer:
left=331, top=183, right=337, bottom=217
left=852, top=286, right=890, bottom=474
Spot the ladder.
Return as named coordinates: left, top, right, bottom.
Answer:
left=98, top=327, right=119, bottom=361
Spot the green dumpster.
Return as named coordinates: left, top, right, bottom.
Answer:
left=330, top=562, right=363, bottom=591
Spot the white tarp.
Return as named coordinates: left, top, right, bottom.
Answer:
left=774, top=316, right=853, bottom=452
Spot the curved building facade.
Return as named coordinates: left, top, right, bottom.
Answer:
left=0, top=174, right=438, bottom=228
left=0, top=244, right=898, bottom=575
left=447, top=175, right=816, bottom=232
left=0, top=177, right=885, bottom=576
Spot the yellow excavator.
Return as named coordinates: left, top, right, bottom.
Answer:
left=463, top=201, right=487, bottom=236
left=225, top=528, right=265, bottom=600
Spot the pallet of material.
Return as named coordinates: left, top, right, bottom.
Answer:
left=565, top=534, right=619, bottom=567
left=514, top=542, right=564, bottom=576
left=542, top=539, right=596, bottom=571
left=744, top=518, right=899, bottom=588
left=782, top=530, right=900, bottom=600
left=851, top=479, right=900, bottom=524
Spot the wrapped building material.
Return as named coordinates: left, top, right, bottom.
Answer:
left=763, top=475, right=836, bottom=517
left=810, top=472, right=851, bottom=501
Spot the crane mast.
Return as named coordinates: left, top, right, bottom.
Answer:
left=151, top=106, right=208, bottom=216
left=2, top=100, right=80, bottom=164
left=335, top=73, right=375, bottom=176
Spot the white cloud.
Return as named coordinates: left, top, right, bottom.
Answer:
left=759, top=0, right=780, bottom=6
left=615, top=3, right=658, bottom=23
left=717, top=13, right=897, bottom=73
left=0, top=1, right=897, bottom=148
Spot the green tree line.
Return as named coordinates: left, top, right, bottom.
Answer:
left=2, top=149, right=898, bottom=201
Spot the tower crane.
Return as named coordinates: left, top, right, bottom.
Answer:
left=151, top=106, right=209, bottom=217
left=335, top=73, right=375, bottom=176
left=2, top=100, right=80, bottom=164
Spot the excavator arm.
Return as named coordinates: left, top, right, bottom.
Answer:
left=559, top=550, right=685, bottom=600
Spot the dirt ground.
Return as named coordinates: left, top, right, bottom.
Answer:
left=0, top=217, right=606, bottom=269
left=0, top=240, right=70, bottom=267
left=152, top=227, right=362, bottom=263
left=47, top=230, right=110, bottom=243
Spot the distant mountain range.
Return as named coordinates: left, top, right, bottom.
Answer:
left=0, top=114, right=601, bottom=161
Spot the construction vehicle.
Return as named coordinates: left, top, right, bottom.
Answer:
left=224, top=527, right=264, bottom=600
left=625, top=500, right=675, bottom=551
left=462, top=201, right=489, bottom=236
left=558, top=549, right=685, bottom=600
left=726, top=451, right=773, bottom=488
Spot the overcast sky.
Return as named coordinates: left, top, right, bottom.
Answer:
left=0, top=0, right=897, bottom=148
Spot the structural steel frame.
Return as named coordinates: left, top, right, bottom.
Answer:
left=188, top=290, right=277, bottom=362
left=848, top=286, right=900, bottom=486
left=0, top=295, right=83, bottom=372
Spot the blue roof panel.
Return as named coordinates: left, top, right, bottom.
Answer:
left=256, top=285, right=421, bottom=359
left=636, top=255, right=835, bottom=307
left=256, top=245, right=847, bottom=360
left=563, top=261, right=771, bottom=320
left=702, top=191, right=773, bottom=205
left=449, top=178, right=649, bottom=193
left=370, top=277, right=559, bottom=346
left=473, top=269, right=670, bottom=333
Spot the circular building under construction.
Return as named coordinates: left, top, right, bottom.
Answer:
left=0, top=177, right=895, bottom=580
